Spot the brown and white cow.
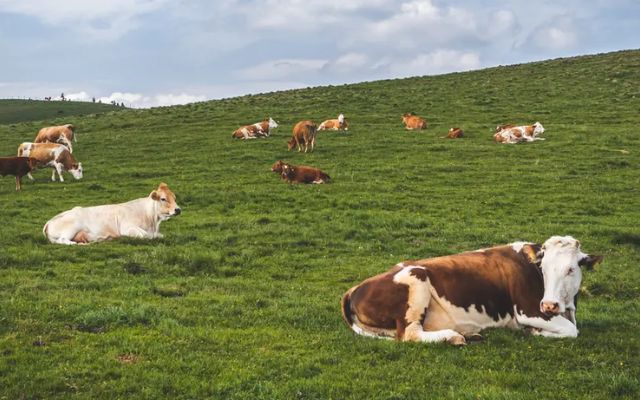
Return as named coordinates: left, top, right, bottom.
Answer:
left=43, top=183, right=181, bottom=245
left=288, top=120, right=317, bottom=152
left=232, top=117, right=278, bottom=139
left=341, top=236, right=602, bottom=345
left=35, top=124, right=76, bottom=153
left=0, top=156, right=39, bottom=191
left=278, top=162, right=330, bottom=184
left=442, top=127, right=463, bottom=139
left=401, top=112, right=428, bottom=130
left=318, top=114, right=349, bottom=131
left=17, top=142, right=83, bottom=182
left=494, top=122, right=545, bottom=144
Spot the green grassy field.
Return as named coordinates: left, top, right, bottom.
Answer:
left=0, top=50, right=639, bottom=399
left=0, top=99, right=122, bottom=125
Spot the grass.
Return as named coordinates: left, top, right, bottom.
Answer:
left=0, top=49, right=639, bottom=399
left=0, top=99, right=122, bottom=125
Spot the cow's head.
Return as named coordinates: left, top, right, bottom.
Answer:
left=287, top=138, right=296, bottom=151
left=70, top=162, right=83, bottom=179
left=150, top=182, right=181, bottom=220
left=532, top=236, right=602, bottom=317
left=533, top=122, right=544, bottom=135
left=268, top=117, right=278, bottom=129
left=271, top=160, right=284, bottom=173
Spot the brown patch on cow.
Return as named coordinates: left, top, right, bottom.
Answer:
left=349, top=271, right=410, bottom=330
left=72, top=231, right=90, bottom=244
left=444, top=127, right=463, bottom=139
left=409, top=267, right=428, bottom=281
left=402, top=113, right=428, bottom=130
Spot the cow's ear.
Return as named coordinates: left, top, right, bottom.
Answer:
left=150, top=190, right=160, bottom=201
left=579, top=254, right=603, bottom=271
left=521, top=244, right=543, bottom=266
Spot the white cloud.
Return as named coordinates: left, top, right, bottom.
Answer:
left=235, top=59, right=327, bottom=81
left=531, top=26, right=578, bottom=50
left=386, top=49, right=481, bottom=78
left=321, top=53, right=370, bottom=74
left=0, top=0, right=168, bottom=40
left=97, top=92, right=206, bottom=108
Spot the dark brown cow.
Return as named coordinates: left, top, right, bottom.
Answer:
left=280, top=162, right=330, bottom=184
left=288, top=120, right=317, bottom=152
left=0, top=156, right=38, bottom=191
left=341, top=236, right=602, bottom=345
left=442, top=127, right=463, bottom=139
left=401, top=112, right=427, bottom=130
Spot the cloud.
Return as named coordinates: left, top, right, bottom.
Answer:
left=235, top=59, right=327, bottom=81
left=321, top=53, right=370, bottom=75
left=385, top=49, right=481, bottom=78
left=97, top=92, right=206, bottom=108
left=0, top=0, right=168, bottom=40
left=530, top=25, right=579, bottom=50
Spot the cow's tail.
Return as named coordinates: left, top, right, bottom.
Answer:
left=341, top=288, right=356, bottom=330
left=42, top=221, right=50, bottom=239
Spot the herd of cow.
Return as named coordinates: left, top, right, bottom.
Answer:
left=0, top=112, right=602, bottom=346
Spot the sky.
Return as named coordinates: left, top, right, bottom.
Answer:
left=1, top=0, right=639, bottom=108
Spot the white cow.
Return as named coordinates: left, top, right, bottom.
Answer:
left=44, top=183, right=181, bottom=245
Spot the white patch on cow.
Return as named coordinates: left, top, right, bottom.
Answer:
left=511, top=241, right=531, bottom=253
left=427, top=291, right=517, bottom=335
left=514, top=306, right=578, bottom=338
left=538, top=235, right=583, bottom=315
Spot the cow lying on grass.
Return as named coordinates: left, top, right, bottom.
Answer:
left=44, top=183, right=181, bottom=245
left=342, top=236, right=602, bottom=345
left=232, top=117, right=278, bottom=139
left=401, top=112, right=428, bottom=130
left=271, top=160, right=330, bottom=184
left=0, top=156, right=38, bottom=191
left=318, top=114, right=349, bottom=131
left=494, top=122, right=545, bottom=144
left=442, top=127, right=463, bottom=139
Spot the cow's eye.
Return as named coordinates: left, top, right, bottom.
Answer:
left=567, top=267, right=575, bottom=275
left=161, top=198, right=167, bottom=202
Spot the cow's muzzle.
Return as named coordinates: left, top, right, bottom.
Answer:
left=540, top=301, right=560, bottom=316
left=174, top=208, right=181, bottom=216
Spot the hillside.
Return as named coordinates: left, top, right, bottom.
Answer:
left=0, top=50, right=639, bottom=399
left=0, top=99, right=123, bottom=125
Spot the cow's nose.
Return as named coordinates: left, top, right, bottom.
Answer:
left=540, top=301, right=560, bottom=316
left=174, top=208, right=181, bottom=215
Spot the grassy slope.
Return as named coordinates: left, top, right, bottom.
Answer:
left=0, top=50, right=639, bottom=399
left=0, top=99, right=122, bottom=125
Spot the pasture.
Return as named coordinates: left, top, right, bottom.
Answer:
left=0, top=50, right=639, bottom=399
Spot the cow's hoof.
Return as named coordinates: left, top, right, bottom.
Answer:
left=465, top=333, right=484, bottom=342
left=447, top=335, right=467, bottom=346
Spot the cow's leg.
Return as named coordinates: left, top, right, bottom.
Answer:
left=393, top=267, right=466, bottom=345
left=124, top=226, right=154, bottom=239
left=27, top=172, right=34, bottom=180
left=59, top=136, right=73, bottom=153
left=15, top=176, right=21, bottom=191
left=514, top=310, right=578, bottom=338
left=54, top=163, right=64, bottom=182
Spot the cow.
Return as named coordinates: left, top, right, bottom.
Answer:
left=43, top=183, right=181, bottom=245
left=442, top=127, right=463, bottom=139
left=35, top=124, right=76, bottom=153
left=17, top=142, right=83, bottom=182
left=494, top=122, right=545, bottom=144
left=232, top=117, right=278, bottom=139
left=278, top=162, right=330, bottom=184
left=495, top=124, right=515, bottom=133
left=318, top=114, right=349, bottom=131
left=401, top=112, right=428, bottom=130
left=271, top=160, right=285, bottom=175
left=288, top=120, right=317, bottom=152
left=0, top=156, right=38, bottom=191
left=341, top=236, right=602, bottom=345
